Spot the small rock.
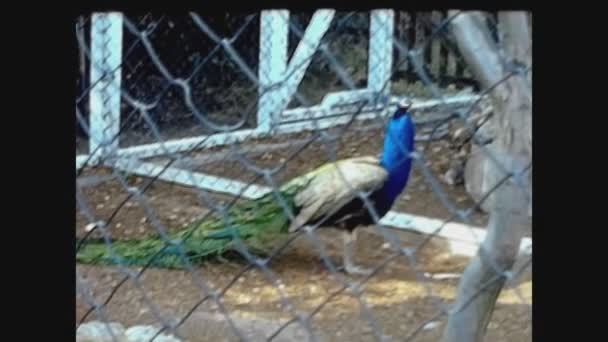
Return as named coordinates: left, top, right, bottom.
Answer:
left=85, top=222, right=99, bottom=232
left=443, top=173, right=455, bottom=186
left=116, top=223, right=122, bottom=228
left=403, top=194, right=411, bottom=201
left=452, top=127, right=469, bottom=143
left=169, top=214, right=178, bottom=221
left=140, top=217, right=147, bottom=224
left=125, top=325, right=181, bottom=342
left=126, top=187, right=140, bottom=195
left=104, top=195, right=111, bottom=201
left=382, top=242, right=391, bottom=249
left=443, top=160, right=465, bottom=186
left=430, top=273, right=461, bottom=280
left=96, top=204, right=105, bottom=210
left=76, top=321, right=126, bottom=342
left=456, top=148, right=469, bottom=159
left=422, top=321, right=441, bottom=331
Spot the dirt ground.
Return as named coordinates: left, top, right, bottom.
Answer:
left=76, top=119, right=531, bottom=341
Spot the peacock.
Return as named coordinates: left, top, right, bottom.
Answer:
left=77, top=99, right=416, bottom=275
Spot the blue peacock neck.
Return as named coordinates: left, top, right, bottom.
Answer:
left=375, top=112, right=415, bottom=215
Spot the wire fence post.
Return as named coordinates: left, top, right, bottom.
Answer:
left=89, top=12, right=123, bottom=162
left=368, top=10, right=394, bottom=104
left=258, top=10, right=289, bottom=134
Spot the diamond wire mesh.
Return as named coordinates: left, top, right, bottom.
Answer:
left=76, top=11, right=531, bottom=342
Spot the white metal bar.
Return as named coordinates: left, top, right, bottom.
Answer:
left=111, top=158, right=269, bottom=199
left=277, top=94, right=481, bottom=131
left=368, top=10, right=394, bottom=98
left=275, top=10, right=335, bottom=118
left=258, top=10, right=289, bottom=132
left=380, top=211, right=532, bottom=257
left=75, top=95, right=479, bottom=167
left=318, top=89, right=376, bottom=108
left=114, top=129, right=260, bottom=160
left=89, top=12, right=123, bottom=159
left=76, top=154, right=89, bottom=169
left=276, top=111, right=383, bottom=135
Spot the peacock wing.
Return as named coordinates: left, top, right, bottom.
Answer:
left=288, top=156, right=388, bottom=232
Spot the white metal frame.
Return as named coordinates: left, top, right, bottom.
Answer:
left=87, top=12, right=123, bottom=163
left=76, top=11, right=529, bottom=257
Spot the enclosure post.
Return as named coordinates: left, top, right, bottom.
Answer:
left=258, top=10, right=289, bottom=133
left=89, top=12, right=123, bottom=161
left=258, top=10, right=334, bottom=130
left=395, top=12, right=411, bottom=72
left=368, top=10, right=394, bottom=102
left=430, top=11, right=443, bottom=77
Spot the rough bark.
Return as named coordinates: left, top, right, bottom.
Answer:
left=440, top=11, right=532, bottom=342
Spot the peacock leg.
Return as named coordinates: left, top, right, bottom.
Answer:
left=342, top=229, right=372, bottom=276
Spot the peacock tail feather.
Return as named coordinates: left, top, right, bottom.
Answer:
left=76, top=176, right=312, bottom=269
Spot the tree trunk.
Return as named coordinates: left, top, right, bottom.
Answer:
left=440, top=11, right=532, bottom=342
left=452, top=11, right=532, bottom=215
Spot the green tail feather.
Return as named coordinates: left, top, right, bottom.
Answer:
left=76, top=179, right=309, bottom=269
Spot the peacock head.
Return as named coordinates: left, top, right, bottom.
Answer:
left=395, top=98, right=413, bottom=116
left=380, top=98, right=416, bottom=172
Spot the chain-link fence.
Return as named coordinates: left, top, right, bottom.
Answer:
left=76, top=10, right=532, bottom=342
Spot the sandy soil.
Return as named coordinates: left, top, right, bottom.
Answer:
left=76, top=119, right=531, bottom=342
